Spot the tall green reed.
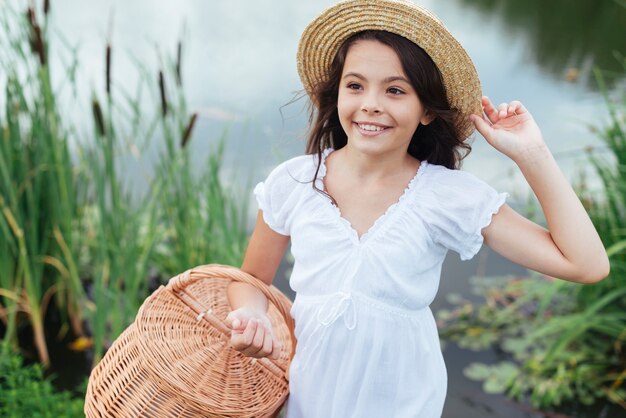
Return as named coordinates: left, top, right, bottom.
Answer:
left=82, top=91, right=161, bottom=363
left=82, top=42, right=249, bottom=362
left=0, top=5, right=86, bottom=366
left=1, top=2, right=250, bottom=368
left=150, top=50, right=249, bottom=277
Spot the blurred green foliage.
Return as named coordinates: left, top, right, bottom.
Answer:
left=0, top=349, right=84, bottom=418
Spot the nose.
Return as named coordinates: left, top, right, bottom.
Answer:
left=360, top=91, right=382, bottom=114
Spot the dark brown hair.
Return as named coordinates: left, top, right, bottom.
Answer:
left=305, top=30, right=471, bottom=199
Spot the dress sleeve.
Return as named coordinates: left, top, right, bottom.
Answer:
left=420, top=167, right=508, bottom=261
left=253, top=160, right=298, bottom=236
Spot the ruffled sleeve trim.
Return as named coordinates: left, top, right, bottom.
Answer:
left=414, top=164, right=508, bottom=261
left=459, top=191, right=508, bottom=260
left=253, top=181, right=290, bottom=236
left=252, top=155, right=317, bottom=236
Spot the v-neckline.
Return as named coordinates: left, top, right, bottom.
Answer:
left=316, top=148, right=428, bottom=245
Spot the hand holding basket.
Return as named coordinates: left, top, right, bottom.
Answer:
left=85, top=264, right=295, bottom=418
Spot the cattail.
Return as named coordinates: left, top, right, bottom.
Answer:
left=158, top=70, right=168, bottom=117
left=105, top=44, right=111, bottom=96
left=26, top=7, right=46, bottom=66
left=180, top=112, right=198, bottom=148
left=34, top=27, right=45, bottom=65
left=26, top=9, right=37, bottom=50
left=27, top=6, right=35, bottom=26
left=175, top=41, right=182, bottom=87
left=92, top=98, right=106, bottom=137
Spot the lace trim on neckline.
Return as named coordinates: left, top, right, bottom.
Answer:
left=315, top=148, right=428, bottom=244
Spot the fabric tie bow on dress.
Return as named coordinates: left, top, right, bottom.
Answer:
left=297, top=292, right=358, bottom=370
left=316, top=291, right=357, bottom=329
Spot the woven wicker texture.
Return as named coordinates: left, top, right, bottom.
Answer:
left=297, top=0, right=482, bottom=139
left=85, top=264, right=295, bottom=418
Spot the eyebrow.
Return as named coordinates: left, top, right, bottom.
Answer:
left=342, top=72, right=410, bottom=84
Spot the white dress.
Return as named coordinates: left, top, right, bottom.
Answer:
left=253, top=149, right=507, bottom=418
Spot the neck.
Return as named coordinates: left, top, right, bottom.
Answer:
left=334, top=144, right=419, bottom=181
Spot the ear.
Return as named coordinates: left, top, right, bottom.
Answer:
left=420, top=110, right=435, bottom=126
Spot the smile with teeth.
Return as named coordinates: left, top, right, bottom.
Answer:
left=356, top=123, right=389, bottom=132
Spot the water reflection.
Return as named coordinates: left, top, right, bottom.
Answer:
left=459, top=0, right=626, bottom=86
left=13, top=0, right=616, bottom=202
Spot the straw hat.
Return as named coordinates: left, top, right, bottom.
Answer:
left=297, top=0, right=482, bottom=139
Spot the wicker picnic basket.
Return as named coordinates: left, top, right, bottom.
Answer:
left=85, top=264, right=296, bottom=418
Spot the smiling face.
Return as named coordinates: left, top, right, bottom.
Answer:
left=337, top=39, right=433, bottom=159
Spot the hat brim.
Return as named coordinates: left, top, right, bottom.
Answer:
left=297, top=0, right=482, bottom=140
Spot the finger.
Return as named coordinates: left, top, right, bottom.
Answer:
left=270, top=340, right=282, bottom=360
left=242, top=321, right=267, bottom=358
left=225, top=312, right=234, bottom=327
left=226, top=312, right=244, bottom=330
left=232, top=317, right=247, bottom=331
left=236, top=320, right=261, bottom=356
left=497, top=102, right=509, bottom=119
left=507, top=100, right=527, bottom=115
left=251, top=320, right=265, bottom=351
left=481, top=96, right=499, bottom=124
left=253, top=326, right=273, bottom=358
left=230, top=318, right=256, bottom=351
left=470, top=114, right=495, bottom=143
left=241, top=318, right=258, bottom=347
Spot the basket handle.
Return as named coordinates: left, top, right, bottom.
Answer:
left=168, top=264, right=297, bottom=363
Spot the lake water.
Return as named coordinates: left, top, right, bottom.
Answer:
left=28, top=0, right=625, bottom=204
left=9, top=0, right=625, bottom=416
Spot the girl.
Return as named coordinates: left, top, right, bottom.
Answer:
left=226, top=0, right=609, bottom=416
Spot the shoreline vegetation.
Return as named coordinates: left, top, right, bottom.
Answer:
left=0, top=2, right=248, bottom=370
left=437, top=63, right=626, bottom=412
left=0, top=1, right=624, bottom=416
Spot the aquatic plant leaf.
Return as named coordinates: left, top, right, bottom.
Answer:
left=484, top=378, right=507, bottom=394
left=464, top=362, right=492, bottom=380
left=446, top=293, right=464, bottom=305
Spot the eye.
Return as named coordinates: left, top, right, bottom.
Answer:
left=346, top=82, right=362, bottom=90
left=387, top=87, right=405, bottom=95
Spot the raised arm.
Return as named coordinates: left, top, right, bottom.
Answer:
left=471, top=96, right=610, bottom=284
